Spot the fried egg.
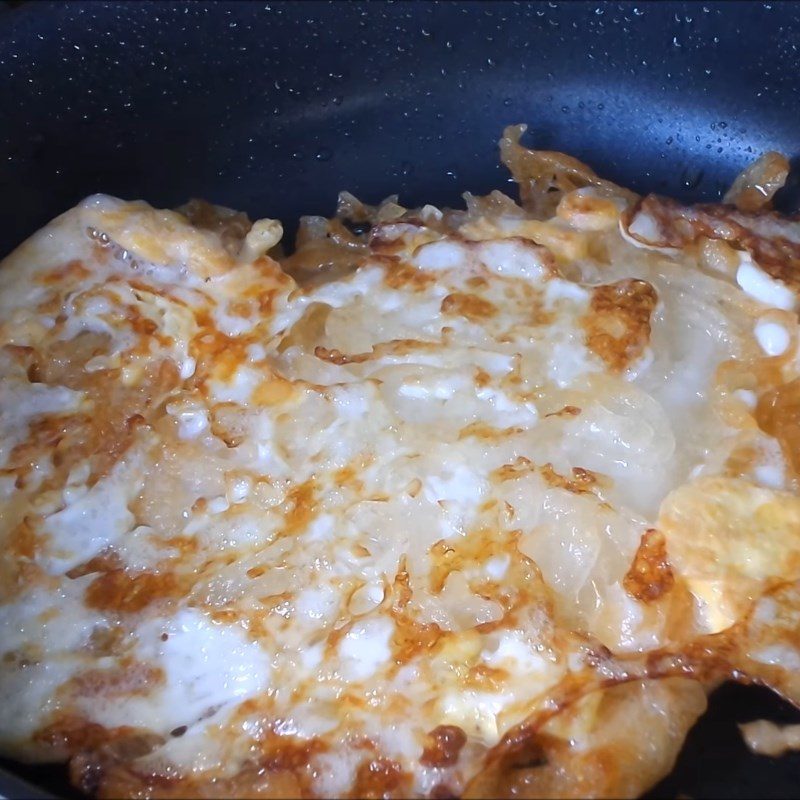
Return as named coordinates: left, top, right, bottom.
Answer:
left=1, top=126, right=800, bottom=798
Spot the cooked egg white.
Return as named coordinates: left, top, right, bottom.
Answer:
left=1, top=149, right=799, bottom=799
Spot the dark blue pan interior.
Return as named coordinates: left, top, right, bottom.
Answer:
left=0, top=2, right=799, bottom=797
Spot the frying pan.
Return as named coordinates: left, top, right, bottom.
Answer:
left=0, top=1, right=799, bottom=797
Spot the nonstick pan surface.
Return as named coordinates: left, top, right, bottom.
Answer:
left=1, top=2, right=799, bottom=798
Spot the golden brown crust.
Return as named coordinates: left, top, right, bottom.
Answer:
left=622, top=194, right=800, bottom=290
left=755, top=377, right=800, bottom=474
left=500, top=124, right=638, bottom=218
left=17, top=336, right=180, bottom=485
left=35, top=715, right=163, bottom=764
left=64, top=663, right=165, bottom=700
left=420, top=726, right=468, bottom=768
left=350, top=757, right=411, bottom=799
left=464, top=679, right=707, bottom=800
left=84, top=569, right=188, bottom=614
left=623, top=529, right=675, bottom=604
left=440, top=292, right=498, bottom=323
left=723, top=152, right=790, bottom=213
left=539, top=463, right=600, bottom=495
left=583, top=279, right=657, bottom=372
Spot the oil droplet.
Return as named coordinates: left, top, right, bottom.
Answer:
left=315, top=147, right=332, bottom=162
left=332, top=95, right=343, bottom=106
left=680, top=166, right=705, bottom=191
left=503, top=97, right=512, bottom=106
